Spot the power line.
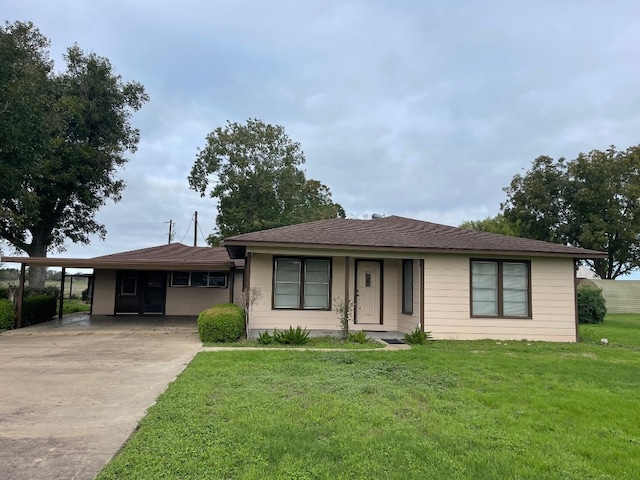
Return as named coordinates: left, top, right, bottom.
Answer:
left=198, top=223, right=209, bottom=246
left=178, top=215, right=194, bottom=244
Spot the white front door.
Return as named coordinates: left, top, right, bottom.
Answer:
left=356, top=261, right=382, bottom=324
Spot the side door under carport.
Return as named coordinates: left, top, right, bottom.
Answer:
left=115, top=271, right=167, bottom=314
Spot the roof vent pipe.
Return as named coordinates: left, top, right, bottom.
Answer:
left=371, top=213, right=384, bottom=219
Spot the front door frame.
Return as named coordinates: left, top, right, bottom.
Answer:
left=354, top=259, right=383, bottom=325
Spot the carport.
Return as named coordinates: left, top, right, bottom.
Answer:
left=1, top=243, right=244, bottom=328
left=0, top=256, right=97, bottom=328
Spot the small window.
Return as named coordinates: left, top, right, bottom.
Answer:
left=171, top=271, right=190, bottom=287
left=170, top=271, right=228, bottom=288
left=208, top=272, right=228, bottom=288
left=471, top=260, right=530, bottom=318
left=121, top=274, right=136, bottom=295
left=402, top=259, right=413, bottom=314
left=190, top=272, right=208, bottom=287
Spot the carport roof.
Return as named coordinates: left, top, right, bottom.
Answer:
left=1, top=244, right=244, bottom=271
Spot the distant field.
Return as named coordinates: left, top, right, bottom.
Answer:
left=0, top=277, right=89, bottom=299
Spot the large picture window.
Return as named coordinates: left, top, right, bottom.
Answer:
left=471, top=260, right=530, bottom=318
left=402, top=259, right=413, bottom=314
left=274, top=257, right=330, bottom=309
left=170, top=271, right=228, bottom=288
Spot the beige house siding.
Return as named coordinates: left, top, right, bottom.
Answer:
left=92, top=269, right=243, bottom=316
left=165, top=283, right=230, bottom=315
left=247, top=250, right=415, bottom=333
left=424, top=254, right=577, bottom=342
left=249, top=253, right=346, bottom=331
left=233, top=269, right=244, bottom=306
left=92, top=269, right=116, bottom=315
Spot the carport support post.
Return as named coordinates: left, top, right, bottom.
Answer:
left=15, top=264, right=25, bottom=329
left=58, top=267, right=66, bottom=319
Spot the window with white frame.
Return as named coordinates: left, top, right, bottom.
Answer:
left=170, top=271, right=228, bottom=288
left=471, top=260, right=530, bottom=317
left=273, top=257, right=330, bottom=309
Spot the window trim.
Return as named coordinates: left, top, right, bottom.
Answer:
left=170, top=271, right=229, bottom=288
left=272, top=256, right=332, bottom=310
left=470, top=259, right=532, bottom=319
left=402, top=259, right=413, bottom=315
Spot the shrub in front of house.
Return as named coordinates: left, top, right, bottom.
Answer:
left=577, top=288, right=607, bottom=324
left=273, top=326, right=310, bottom=345
left=404, top=326, right=433, bottom=345
left=198, top=303, right=245, bottom=343
left=22, top=295, right=57, bottom=326
left=0, top=299, right=16, bottom=330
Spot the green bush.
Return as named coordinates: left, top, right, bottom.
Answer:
left=404, top=326, right=432, bottom=345
left=0, top=299, right=15, bottom=330
left=198, top=303, right=245, bottom=343
left=24, top=286, right=60, bottom=298
left=257, top=330, right=274, bottom=345
left=577, top=288, right=607, bottom=324
left=0, top=286, right=10, bottom=299
left=22, top=295, right=57, bottom=326
left=348, top=330, right=370, bottom=344
left=273, top=326, right=310, bottom=345
left=81, top=288, right=89, bottom=301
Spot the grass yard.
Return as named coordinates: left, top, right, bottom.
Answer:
left=59, top=298, right=91, bottom=315
left=97, top=315, right=640, bottom=480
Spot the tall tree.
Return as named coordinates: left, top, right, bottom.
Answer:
left=459, top=214, right=519, bottom=236
left=0, top=21, right=148, bottom=286
left=501, top=145, right=640, bottom=279
left=188, top=119, right=345, bottom=244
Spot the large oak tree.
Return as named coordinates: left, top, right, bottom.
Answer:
left=501, top=145, right=640, bottom=279
left=0, top=21, right=148, bottom=286
left=188, top=119, right=345, bottom=245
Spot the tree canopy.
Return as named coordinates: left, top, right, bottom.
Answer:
left=188, top=119, right=345, bottom=244
left=459, top=214, right=518, bottom=236
left=0, top=21, right=148, bottom=285
left=501, top=145, right=640, bottom=279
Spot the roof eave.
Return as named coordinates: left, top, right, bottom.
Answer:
left=0, top=256, right=241, bottom=271
left=223, top=240, right=607, bottom=259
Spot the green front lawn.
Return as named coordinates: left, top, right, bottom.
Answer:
left=97, top=315, right=640, bottom=480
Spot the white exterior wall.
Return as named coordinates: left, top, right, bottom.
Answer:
left=92, top=269, right=116, bottom=315
left=424, top=254, right=577, bottom=342
left=165, top=283, right=230, bottom=315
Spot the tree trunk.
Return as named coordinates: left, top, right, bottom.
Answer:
left=25, top=236, right=48, bottom=288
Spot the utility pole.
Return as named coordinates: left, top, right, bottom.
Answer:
left=194, top=211, right=198, bottom=247
left=165, top=219, right=173, bottom=244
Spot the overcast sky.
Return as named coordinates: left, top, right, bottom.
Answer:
left=2, top=1, right=640, bottom=267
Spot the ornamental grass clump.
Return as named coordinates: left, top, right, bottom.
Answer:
left=198, top=303, right=245, bottom=343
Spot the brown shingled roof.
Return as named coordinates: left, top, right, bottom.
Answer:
left=224, top=215, right=606, bottom=258
left=1, top=244, right=243, bottom=270
left=92, top=244, right=244, bottom=268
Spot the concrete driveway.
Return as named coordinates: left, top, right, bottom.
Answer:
left=0, top=314, right=202, bottom=480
